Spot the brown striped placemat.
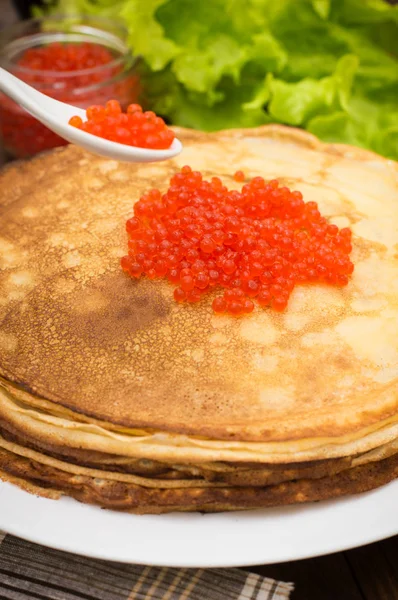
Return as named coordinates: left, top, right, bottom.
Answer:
left=0, top=531, right=293, bottom=599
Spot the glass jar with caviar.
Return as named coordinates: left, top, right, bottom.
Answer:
left=0, top=16, right=141, bottom=159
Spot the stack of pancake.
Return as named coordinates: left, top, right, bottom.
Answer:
left=0, top=126, right=397, bottom=513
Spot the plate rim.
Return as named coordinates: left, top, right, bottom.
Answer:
left=3, top=515, right=397, bottom=569
left=1, top=480, right=397, bottom=567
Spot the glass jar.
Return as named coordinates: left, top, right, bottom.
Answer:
left=0, top=16, right=141, bottom=159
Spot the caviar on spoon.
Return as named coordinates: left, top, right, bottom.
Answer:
left=69, top=100, right=175, bottom=150
left=0, top=67, right=182, bottom=163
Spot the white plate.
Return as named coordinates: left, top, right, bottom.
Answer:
left=0, top=480, right=397, bottom=567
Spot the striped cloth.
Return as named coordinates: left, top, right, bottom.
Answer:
left=0, top=531, right=293, bottom=599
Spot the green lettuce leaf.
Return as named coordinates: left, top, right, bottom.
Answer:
left=120, top=0, right=180, bottom=71
left=42, top=0, right=398, bottom=159
left=311, top=0, right=331, bottom=20
left=268, top=54, right=358, bottom=126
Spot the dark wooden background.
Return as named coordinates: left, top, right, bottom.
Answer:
left=0, top=1, right=397, bottom=598
left=256, top=536, right=398, bottom=599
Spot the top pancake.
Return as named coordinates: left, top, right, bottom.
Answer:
left=0, top=126, right=397, bottom=444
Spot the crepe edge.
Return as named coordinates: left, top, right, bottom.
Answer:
left=0, top=444, right=397, bottom=514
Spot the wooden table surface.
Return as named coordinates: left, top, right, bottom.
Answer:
left=254, top=536, right=398, bottom=600
left=0, top=1, right=397, bottom=598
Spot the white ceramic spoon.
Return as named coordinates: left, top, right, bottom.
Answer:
left=0, top=66, right=182, bottom=162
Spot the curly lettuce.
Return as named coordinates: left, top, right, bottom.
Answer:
left=42, top=0, right=398, bottom=159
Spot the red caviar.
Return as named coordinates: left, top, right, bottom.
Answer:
left=69, top=100, right=175, bottom=149
left=121, top=167, right=354, bottom=315
left=0, top=42, right=140, bottom=158
left=233, top=170, right=245, bottom=182
left=18, top=42, right=114, bottom=73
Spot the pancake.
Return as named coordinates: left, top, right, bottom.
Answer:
left=0, top=125, right=397, bottom=512
left=0, top=444, right=396, bottom=514
left=0, top=424, right=397, bottom=487
left=1, top=382, right=398, bottom=463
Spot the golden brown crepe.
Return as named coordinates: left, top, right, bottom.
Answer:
left=0, top=443, right=396, bottom=514
left=0, top=125, right=397, bottom=512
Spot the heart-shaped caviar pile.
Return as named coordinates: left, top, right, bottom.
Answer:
left=122, top=166, right=354, bottom=315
